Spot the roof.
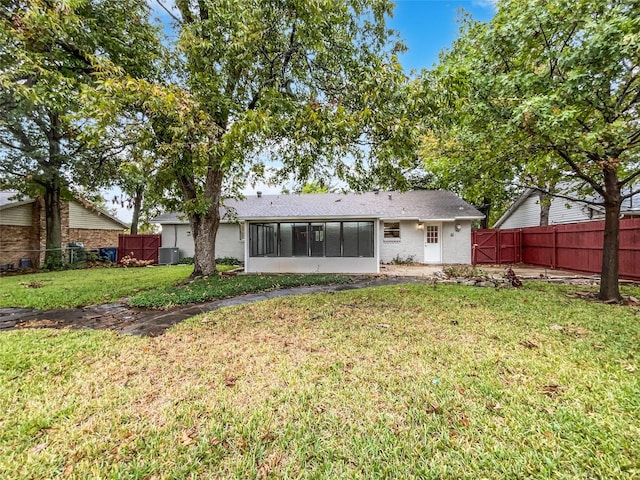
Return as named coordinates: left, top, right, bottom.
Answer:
left=152, top=190, right=485, bottom=224
left=0, top=190, right=129, bottom=229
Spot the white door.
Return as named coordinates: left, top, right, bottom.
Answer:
left=424, top=223, right=442, bottom=263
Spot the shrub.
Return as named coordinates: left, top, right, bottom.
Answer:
left=178, top=257, right=194, bottom=264
left=390, top=254, right=416, bottom=265
left=216, top=257, right=241, bottom=266
left=442, top=264, right=485, bottom=279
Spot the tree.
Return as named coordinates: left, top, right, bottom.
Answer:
left=0, top=1, right=160, bottom=267
left=105, top=0, right=417, bottom=277
left=420, top=0, right=639, bottom=301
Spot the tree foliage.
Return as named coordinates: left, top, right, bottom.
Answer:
left=420, top=0, right=640, bottom=300
left=0, top=0, right=160, bottom=267
left=92, top=0, right=419, bottom=277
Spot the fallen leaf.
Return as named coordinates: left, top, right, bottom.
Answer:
left=225, top=375, right=238, bottom=387
left=375, top=323, right=390, bottom=329
left=459, top=416, right=470, bottom=427
left=520, top=340, right=539, bottom=349
left=623, top=364, right=636, bottom=373
left=29, top=443, right=48, bottom=454
left=180, top=430, right=196, bottom=446
left=541, top=384, right=567, bottom=396
left=425, top=403, right=442, bottom=414
left=257, top=453, right=282, bottom=479
left=63, top=464, right=74, bottom=477
left=486, top=402, right=502, bottom=412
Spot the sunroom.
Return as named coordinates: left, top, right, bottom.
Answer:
left=245, top=220, right=379, bottom=274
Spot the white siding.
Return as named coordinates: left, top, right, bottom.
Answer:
left=499, top=195, right=542, bottom=229
left=68, top=202, right=125, bottom=230
left=160, top=222, right=244, bottom=261
left=379, top=220, right=424, bottom=263
left=247, top=256, right=378, bottom=274
left=548, top=198, right=596, bottom=224
left=442, top=221, right=473, bottom=264
left=215, top=223, right=245, bottom=260
left=161, top=224, right=193, bottom=258
left=499, top=193, right=596, bottom=229
left=0, top=203, right=32, bottom=226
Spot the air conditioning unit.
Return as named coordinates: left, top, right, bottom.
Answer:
left=158, top=247, right=180, bottom=265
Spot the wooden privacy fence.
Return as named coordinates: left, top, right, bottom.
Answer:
left=472, top=218, right=640, bottom=281
left=117, top=234, right=161, bottom=264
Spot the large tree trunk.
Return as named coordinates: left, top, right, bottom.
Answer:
left=478, top=197, right=491, bottom=229
left=599, top=168, right=622, bottom=301
left=43, top=182, right=63, bottom=269
left=187, top=167, right=224, bottom=277
left=43, top=113, right=64, bottom=269
left=538, top=191, right=551, bottom=227
left=130, top=185, right=143, bottom=235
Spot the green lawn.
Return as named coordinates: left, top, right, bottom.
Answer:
left=0, top=265, right=193, bottom=309
left=1, top=282, right=638, bottom=478
left=0, top=266, right=350, bottom=309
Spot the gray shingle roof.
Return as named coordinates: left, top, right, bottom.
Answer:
left=152, top=190, right=484, bottom=224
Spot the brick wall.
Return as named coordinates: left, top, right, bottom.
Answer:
left=68, top=228, right=121, bottom=249
left=0, top=224, right=39, bottom=268
left=2, top=199, right=122, bottom=269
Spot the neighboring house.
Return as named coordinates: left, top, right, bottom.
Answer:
left=0, top=191, right=129, bottom=269
left=153, top=190, right=484, bottom=274
left=493, top=187, right=640, bottom=229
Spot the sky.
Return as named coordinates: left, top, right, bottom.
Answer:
left=112, top=0, right=497, bottom=222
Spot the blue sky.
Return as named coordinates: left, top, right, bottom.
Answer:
left=389, top=0, right=496, bottom=73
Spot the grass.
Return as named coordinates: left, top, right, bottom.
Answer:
left=128, top=273, right=352, bottom=308
left=0, top=265, right=193, bottom=309
left=1, top=281, right=638, bottom=478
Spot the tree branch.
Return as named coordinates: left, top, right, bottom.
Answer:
left=156, top=0, right=182, bottom=23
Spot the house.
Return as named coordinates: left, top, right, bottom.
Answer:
left=493, top=187, right=640, bottom=229
left=152, top=190, right=484, bottom=274
left=0, top=191, right=129, bottom=269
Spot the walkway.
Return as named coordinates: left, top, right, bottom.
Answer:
left=0, top=276, right=429, bottom=337
left=1, top=265, right=607, bottom=337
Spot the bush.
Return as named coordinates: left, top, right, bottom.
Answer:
left=216, top=257, right=241, bottom=266
left=178, top=257, right=194, bottom=264
left=442, top=264, right=485, bottom=279
left=390, top=254, right=416, bottom=265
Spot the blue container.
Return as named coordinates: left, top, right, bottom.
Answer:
left=99, top=247, right=117, bottom=262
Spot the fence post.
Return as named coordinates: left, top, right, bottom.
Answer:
left=518, top=229, right=523, bottom=263
left=552, top=226, right=557, bottom=269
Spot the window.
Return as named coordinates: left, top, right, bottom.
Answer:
left=325, top=222, right=342, bottom=256
left=249, top=223, right=276, bottom=256
left=248, top=221, right=374, bottom=257
left=426, top=225, right=439, bottom=244
left=343, top=221, right=373, bottom=257
left=310, top=223, right=324, bottom=257
left=384, top=222, right=400, bottom=239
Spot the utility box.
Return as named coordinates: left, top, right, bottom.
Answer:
left=158, top=247, right=180, bottom=265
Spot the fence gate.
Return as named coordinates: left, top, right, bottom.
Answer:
left=499, top=230, right=521, bottom=263
left=472, top=230, right=498, bottom=264
left=117, top=234, right=161, bottom=264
